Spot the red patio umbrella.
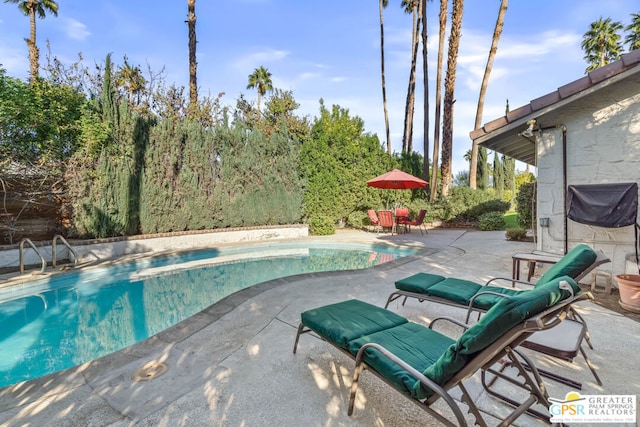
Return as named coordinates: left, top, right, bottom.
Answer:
left=366, top=169, right=427, bottom=190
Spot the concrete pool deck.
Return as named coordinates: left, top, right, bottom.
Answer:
left=0, top=229, right=638, bottom=426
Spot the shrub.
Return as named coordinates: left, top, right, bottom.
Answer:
left=516, top=182, right=536, bottom=228
left=478, top=212, right=506, bottom=230
left=346, top=210, right=370, bottom=230
left=464, top=199, right=511, bottom=221
left=505, top=227, right=529, bottom=241
left=309, top=215, right=335, bottom=235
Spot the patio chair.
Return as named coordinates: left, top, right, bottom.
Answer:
left=384, top=243, right=609, bottom=388
left=367, top=209, right=380, bottom=233
left=405, top=209, right=427, bottom=235
left=377, top=210, right=396, bottom=234
left=294, top=276, right=586, bottom=426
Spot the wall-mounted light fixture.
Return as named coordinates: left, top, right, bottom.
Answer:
left=519, top=119, right=537, bottom=138
left=539, top=217, right=550, bottom=227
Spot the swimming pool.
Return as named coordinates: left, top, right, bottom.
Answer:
left=0, top=241, right=418, bottom=388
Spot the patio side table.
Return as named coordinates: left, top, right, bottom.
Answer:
left=512, top=251, right=563, bottom=281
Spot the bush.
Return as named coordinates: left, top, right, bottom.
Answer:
left=309, top=215, right=335, bottom=235
left=478, top=212, right=506, bottom=230
left=516, top=182, right=536, bottom=228
left=423, top=187, right=510, bottom=222
left=505, top=227, right=529, bottom=241
left=346, top=210, right=370, bottom=230
left=464, top=199, right=511, bottom=221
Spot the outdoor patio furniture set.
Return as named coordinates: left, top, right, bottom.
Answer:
left=293, top=244, right=607, bottom=426
left=368, top=208, right=427, bottom=235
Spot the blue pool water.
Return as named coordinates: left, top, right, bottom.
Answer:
left=0, top=242, right=417, bottom=388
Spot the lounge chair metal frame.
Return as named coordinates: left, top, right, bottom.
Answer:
left=293, top=288, right=588, bottom=426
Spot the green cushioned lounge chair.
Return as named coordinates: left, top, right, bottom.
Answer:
left=385, top=244, right=607, bottom=321
left=384, top=244, right=608, bottom=389
left=293, top=277, right=586, bottom=426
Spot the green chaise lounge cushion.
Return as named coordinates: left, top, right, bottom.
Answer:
left=416, top=276, right=581, bottom=399
left=425, top=279, right=522, bottom=309
left=301, top=299, right=408, bottom=350
left=536, top=244, right=597, bottom=285
left=394, top=273, right=447, bottom=293
left=348, top=322, right=455, bottom=396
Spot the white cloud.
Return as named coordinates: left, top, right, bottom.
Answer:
left=62, top=18, right=91, bottom=41
left=330, top=76, right=346, bottom=83
left=299, top=72, right=320, bottom=80
left=232, top=48, right=289, bottom=71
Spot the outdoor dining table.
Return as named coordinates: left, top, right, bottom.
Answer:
left=394, top=208, right=409, bottom=234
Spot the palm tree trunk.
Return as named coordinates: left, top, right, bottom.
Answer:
left=469, top=0, right=507, bottom=189
left=28, top=1, right=39, bottom=80
left=440, top=0, right=464, bottom=197
left=402, top=4, right=419, bottom=153
left=380, top=0, right=391, bottom=155
left=421, top=0, right=430, bottom=186
left=430, top=0, right=447, bottom=201
left=188, top=0, right=198, bottom=109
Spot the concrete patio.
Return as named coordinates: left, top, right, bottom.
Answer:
left=0, top=229, right=638, bottom=426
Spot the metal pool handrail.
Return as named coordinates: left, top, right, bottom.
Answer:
left=19, top=238, right=47, bottom=273
left=52, top=234, right=78, bottom=268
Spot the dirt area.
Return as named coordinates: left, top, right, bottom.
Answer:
left=578, top=283, right=640, bottom=323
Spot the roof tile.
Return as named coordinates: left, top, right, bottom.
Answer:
left=530, top=91, right=560, bottom=111
left=558, top=76, right=591, bottom=99
left=589, top=60, right=624, bottom=84
left=475, top=48, right=640, bottom=141
left=483, top=116, right=508, bottom=133
left=469, top=128, right=486, bottom=139
left=622, top=49, right=640, bottom=67
left=506, top=104, right=532, bottom=122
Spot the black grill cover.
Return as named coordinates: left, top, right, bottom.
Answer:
left=567, top=183, right=638, bottom=228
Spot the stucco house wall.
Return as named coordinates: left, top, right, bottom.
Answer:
left=536, top=88, right=640, bottom=278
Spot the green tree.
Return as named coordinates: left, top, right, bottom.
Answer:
left=469, top=0, right=507, bottom=189
left=0, top=68, right=85, bottom=165
left=246, top=66, right=273, bottom=119
left=421, top=0, right=431, bottom=186
left=116, top=56, right=147, bottom=107
left=300, top=100, right=390, bottom=228
left=4, top=0, right=59, bottom=80
left=379, top=0, right=391, bottom=154
left=493, top=151, right=503, bottom=199
left=502, top=154, right=515, bottom=202
left=262, top=88, right=311, bottom=143
left=625, top=13, right=640, bottom=51
left=477, top=146, right=489, bottom=189
left=581, top=17, right=623, bottom=72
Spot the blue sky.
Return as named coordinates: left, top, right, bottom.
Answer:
left=1, top=1, right=638, bottom=175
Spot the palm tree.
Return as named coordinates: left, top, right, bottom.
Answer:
left=247, top=66, right=273, bottom=119
left=421, top=0, right=430, bottom=185
left=379, top=0, right=391, bottom=154
left=187, top=0, right=197, bottom=109
left=4, top=0, right=59, bottom=80
left=430, top=0, right=447, bottom=201
left=581, top=17, right=623, bottom=72
left=116, top=57, right=147, bottom=107
left=625, top=13, right=640, bottom=51
left=469, top=0, right=508, bottom=189
left=440, top=0, right=463, bottom=197
left=401, top=0, right=420, bottom=154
